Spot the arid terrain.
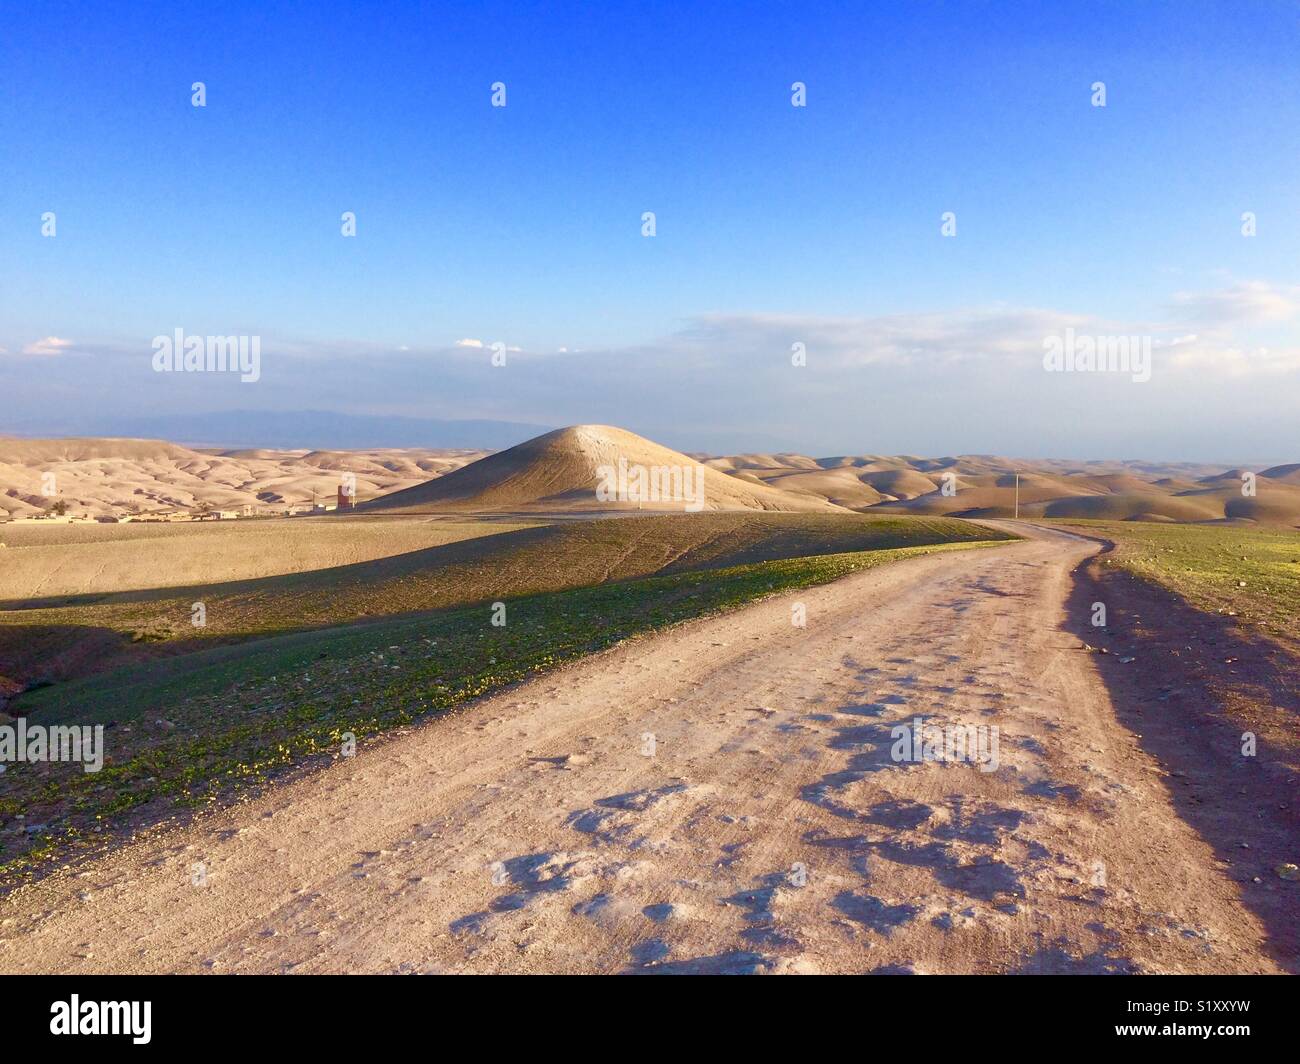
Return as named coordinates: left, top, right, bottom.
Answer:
left=0, top=436, right=486, bottom=519
left=8, top=0, right=1300, bottom=1008
left=0, top=426, right=1296, bottom=975
left=7, top=426, right=1298, bottom=525
left=703, top=452, right=1300, bottom=525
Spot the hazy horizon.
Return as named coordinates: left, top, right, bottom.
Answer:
left=0, top=413, right=1290, bottom=471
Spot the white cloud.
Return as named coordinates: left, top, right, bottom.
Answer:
left=660, top=283, right=1298, bottom=379
left=21, top=336, right=73, bottom=356
left=677, top=307, right=1092, bottom=370
left=1164, top=340, right=1300, bottom=376
left=1170, top=280, right=1300, bottom=325
left=454, top=338, right=484, bottom=348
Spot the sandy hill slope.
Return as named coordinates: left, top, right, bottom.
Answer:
left=698, top=452, right=823, bottom=473
left=0, top=437, right=486, bottom=519
left=701, top=457, right=941, bottom=504
left=745, top=468, right=889, bottom=509
left=1259, top=463, right=1300, bottom=484
left=362, top=425, right=845, bottom=514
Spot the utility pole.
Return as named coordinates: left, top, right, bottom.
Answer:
left=1014, top=472, right=1020, bottom=519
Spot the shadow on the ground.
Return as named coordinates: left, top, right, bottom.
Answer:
left=1062, top=541, right=1300, bottom=972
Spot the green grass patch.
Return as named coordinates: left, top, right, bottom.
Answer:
left=1055, top=520, right=1300, bottom=648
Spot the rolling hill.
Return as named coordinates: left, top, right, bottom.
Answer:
left=360, top=425, right=845, bottom=514
left=0, top=437, right=486, bottom=519
left=703, top=451, right=1300, bottom=526
left=2, top=427, right=1296, bottom=527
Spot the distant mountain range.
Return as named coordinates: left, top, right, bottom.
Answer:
left=0, top=411, right=550, bottom=451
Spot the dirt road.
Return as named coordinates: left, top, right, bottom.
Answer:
left=0, top=525, right=1285, bottom=973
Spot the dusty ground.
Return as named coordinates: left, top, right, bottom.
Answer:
left=0, top=525, right=1291, bottom=974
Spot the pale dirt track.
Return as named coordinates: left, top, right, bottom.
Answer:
left=0, top=525, right=1283, bottom=973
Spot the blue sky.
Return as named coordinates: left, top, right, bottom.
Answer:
left=2, top=0, right=1297, bottom=459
